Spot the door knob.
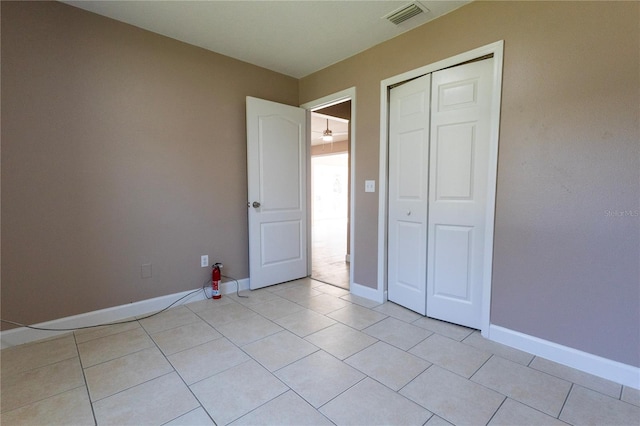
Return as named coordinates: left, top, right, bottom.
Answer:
left=252, top=201, right=261, bottom=208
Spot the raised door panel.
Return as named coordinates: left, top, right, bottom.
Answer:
left=247, top=97, right=307, bottom=289
left=387, top=74, right=431, bottom=315
left=426, top=58, right=494, bottom=329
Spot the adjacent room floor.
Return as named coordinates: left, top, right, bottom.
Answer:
left=311, top=217, right=350, bottom=289
left=1, top=278, right=639, bottom=425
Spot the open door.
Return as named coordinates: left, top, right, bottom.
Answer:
left=246, top=97, right=307, bottom=289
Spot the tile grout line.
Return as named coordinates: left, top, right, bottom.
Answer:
left=484, top=395, right=508, bottom=426
left=0, top=354, right=78, bottom=380
left=397, top=362, right=435, bottom=394
left=128, top=293, right=605, bottom=426
left=526, top=360, right=625, bottom=402
left=81, top=322, right=165, bottom=405
left=5, top=280, right=637, bottom=426
left=186, top=357, right=253, bottom=389
left=468, top=354, right=579, bottom=424
left=305, top=303, right=437, bottom=420
left=314, top=374, right=369, bottom=414
left=80, top=345, right=156, bottom=372
left=136, top=315, right=217, bottom=425
left=159, top=407, right=210, bottom=426
left=557, top=383, right=574, bottom=421
left=222, top=291, right=391, bottom=423
left=0, top=335, right=89, bottom=415
left=73, top=330, right=100, bottom=426
left=469, top=352, right=495, bottom=380
left=0, top=383, right=91, bottom=419
left=84, top=315, right=203, bottom=423
left=226, top=353, right=332, bottom=425
left=404, top=331, right=435, bottom=353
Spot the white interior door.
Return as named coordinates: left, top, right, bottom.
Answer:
left=246, top=96, right=307, bottom=290
left=426, top=58, right=494, bottom=328
left=387, top=74, right=431, bottom=315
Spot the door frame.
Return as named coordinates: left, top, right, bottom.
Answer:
left=377, top=41, right=504, bottom=337
left=301, top=87, right=356, bottom=290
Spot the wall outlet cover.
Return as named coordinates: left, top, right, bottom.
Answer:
left=200, top=255, right=209, bottom=267
left=365, top=180, right=376, bottom=192
left=141, top=263, right=152, bottom=279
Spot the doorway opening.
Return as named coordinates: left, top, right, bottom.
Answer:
left=310, top=102, right=351, bottom=289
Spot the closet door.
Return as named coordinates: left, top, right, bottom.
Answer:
left=426, top=58, right=494, bottom=329
left=387, top=74, right=431, bottom=315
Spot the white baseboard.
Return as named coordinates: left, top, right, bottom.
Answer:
left=219, top=276, right=251, bottom=295
left=350, top=281, right=385, bottom=304
left=0, top=277, right=250, bottom=349
left=489, top=324, right=640, bottom=390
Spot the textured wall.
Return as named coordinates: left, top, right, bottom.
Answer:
left=1, top=1, right=298, bottom=328
left=299, top=1, right=639, bottom=366
left=3, top=1, right=638, bottom=368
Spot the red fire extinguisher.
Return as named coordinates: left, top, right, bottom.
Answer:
left=211, top=263, right=222, bottom=299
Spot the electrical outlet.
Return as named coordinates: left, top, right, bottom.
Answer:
left=200, top=255, right=209, bottom=267
left=141, top=263, right=152, bottom=279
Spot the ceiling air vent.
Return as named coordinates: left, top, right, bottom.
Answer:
left=384, top=2, right=427, bottom=25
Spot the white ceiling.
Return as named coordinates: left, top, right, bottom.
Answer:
left=64, top=0, right=470, bottom=78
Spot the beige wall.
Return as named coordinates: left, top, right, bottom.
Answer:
left=310, top=141, right=348, bottom=156
left=2, top=1, right=638, bottom=369
left=300, top=1, right=639, bottom=367
left=1, top=1, right=298, bottom=328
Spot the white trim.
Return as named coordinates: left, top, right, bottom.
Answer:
left=301, top=87, right=356, bottom=293
left=489, top=324, right=640, bottom=390
left=378, top=41, right=504, bottom=333
left=0, top=278, right=250, bottom=349
left=350, top=281, right=385, bottom=304
left=481, top=43, right=504, bottom=336
left=301, top=88, right=354, bottom=111
left=220, top=277, right=251, bottom=295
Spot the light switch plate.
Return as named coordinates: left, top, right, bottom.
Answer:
left=365, top=180, right=376, bottom=193
left=201, top=255, right=209, bottom=267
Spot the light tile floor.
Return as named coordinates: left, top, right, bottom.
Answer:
left=1, top=277, right=639, bottom=426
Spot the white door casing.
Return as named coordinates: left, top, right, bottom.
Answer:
left=246, top=96, right=307, bottom=290
left=426, top=58, right=494, bottom=329
left=387, top=74, right=431, bottom=315
left=301, top=87, right=357, bottom=294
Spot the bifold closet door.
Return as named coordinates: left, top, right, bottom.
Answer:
left=387, top=58, right=494, bottom=327
left=426, top=58, right=494, bottom=329
left=387, top=74, right=431, bottom=315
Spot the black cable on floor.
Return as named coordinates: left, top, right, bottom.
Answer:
left=1, top=281, right=208, bottom=332
left=223, top=274, right=249, bottom=298
left=2, top=274, right=249, bottom=332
